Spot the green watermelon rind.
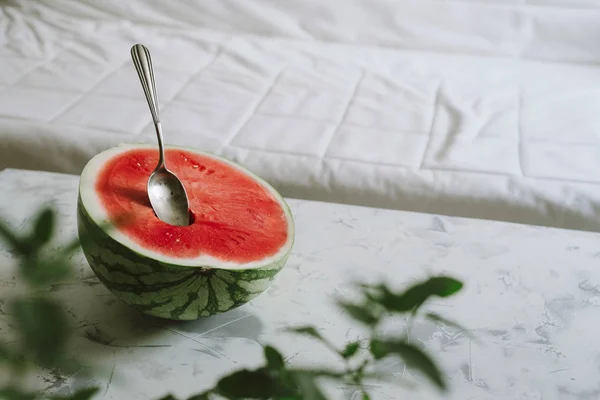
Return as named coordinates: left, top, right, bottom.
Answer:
left=76, top=144, right=295, bottom=321
left=78, top=196, right=290, bottom=320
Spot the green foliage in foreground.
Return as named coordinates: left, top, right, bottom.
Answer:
left=0, top=207, right=467, bottom=400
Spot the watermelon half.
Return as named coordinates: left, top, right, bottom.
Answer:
left=77, top=144, right=294, bottom=320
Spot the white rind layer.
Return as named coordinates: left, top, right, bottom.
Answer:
left=78, top=143, right=295, bottom=270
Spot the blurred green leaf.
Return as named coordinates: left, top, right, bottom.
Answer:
left=362, top=392, right=371, bottom=400
left=60, top=237, right=83, bottom=257
left=0, top=343, right=26, bottom=374
left=21, top=257, right=72, bottom=287
left=48, top=387, right=99, bottom=400
left=425, top=313, right=473, bottom=337
left=284, top=326, right=338, bottom=353
left=370, top=339, right=445, bottom=390
left=365, top=277, right=463, bottom=314
left=336, top=301, right=379, bottom=326
left=186, top=393, right=211, bottom=400
left=216, top=368, right=282, bottom=398
left=156, top=396, right=178, bottom=400
left=0, top=219, right=26, bottom=255
left=10, top=297, right=70, bottom=368
left=289, top=371, right=327, bottom=400
left=0, top=387, right=37, bottom=400
left=341, top=342, right=360, bottom=359
left=285, top=326, right=323, bottom=340
left=32, top=208, right=54, bottom=247
left=265, top=345, right=285, bottom=371
left=287, top=368, right=345, bottom=380
left=0, top=343, right=14, bottom=364
left=424, top=277, right=463, bottom=298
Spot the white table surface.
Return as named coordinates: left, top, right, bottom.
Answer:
left=1, top=168, right=599, bottom=400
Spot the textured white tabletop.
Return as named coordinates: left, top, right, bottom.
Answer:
left=0, top=168, right=599, bottom=400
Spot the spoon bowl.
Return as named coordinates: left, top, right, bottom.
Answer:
left=131, top=43, right=190, bottom=226
left=147, top=168, right=190, bottom=227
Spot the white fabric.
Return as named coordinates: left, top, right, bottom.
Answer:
left=3, top=0, right=600, bottom=231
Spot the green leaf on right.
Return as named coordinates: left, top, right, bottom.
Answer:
left=216, top=368, right=284, bottom=398
left=32, top=207, right=55, bottom=247
left=265, top=345, right=285, bottom=371
left=370, top=339, right=446, bottom=391
left=336, top=301, right=380, bottom=326
left=285, top=326, right=323, bottom=340
left=364, top=276, right=463, bottom=314
left=186, top=392, right=211, bottom=400
left=341, top=342, right=360, bottom=359
left=10, top=297, right=70, bottom=368
left=424, top=277, right=463, bottom=297
left=155, top=395, right=178, bottom=400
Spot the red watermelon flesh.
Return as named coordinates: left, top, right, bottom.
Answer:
left=95, top=148, right=289, bottom=263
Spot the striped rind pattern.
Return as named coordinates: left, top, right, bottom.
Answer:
left=77, top=196, right=289, bottom=320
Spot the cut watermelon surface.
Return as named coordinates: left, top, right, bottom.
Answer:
left=77, top=144, right=294, bottom=320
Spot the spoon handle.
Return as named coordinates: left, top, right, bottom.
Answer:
left=131, top=44, right=165, bottom=167
left=131, top=44, right=160, bottom=123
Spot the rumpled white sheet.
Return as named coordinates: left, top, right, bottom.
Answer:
left=3, top=0, right=600, bottom=231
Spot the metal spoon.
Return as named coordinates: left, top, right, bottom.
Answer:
left=130, top=44, right=190, bottom=226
